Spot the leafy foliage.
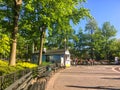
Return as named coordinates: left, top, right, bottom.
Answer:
left=19, top=0, right=91, bottom=65
left=1, top=0, right=119, bottom=66
left=0, top=32, right=10, bottom=58
left=73, top=20, right=118, bottom=60
left=0, top=60, right=37, bottom=75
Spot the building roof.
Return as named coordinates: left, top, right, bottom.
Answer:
left=44, top=49, right=65, bottom=55
left=34, top=49, right=66, bottom=55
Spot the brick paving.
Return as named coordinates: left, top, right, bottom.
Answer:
left=46, top=65, right=120, bottom=90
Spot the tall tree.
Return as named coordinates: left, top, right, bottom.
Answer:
left=46, top=24, right=74, bottom=50
left=101, top=22, right=117, bottom=60
left=73, top=28, right=87, bottom=58
left=0, top=0, right=22, bottom=65
left=0, top=0, right=90, bottom=65
left=9, top=0, right=22, bottom=66
left=85, top=18, right=98, bottom=59
left=22, top=0, right=91, bottom=65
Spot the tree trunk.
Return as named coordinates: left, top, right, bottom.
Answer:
left=9, top=0, right=22, bottom=66
left=38, top=27, right=46, bottom=65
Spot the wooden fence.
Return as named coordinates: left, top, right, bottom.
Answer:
left=0, top=63, right=62, bottom=90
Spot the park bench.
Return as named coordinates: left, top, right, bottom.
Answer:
left=37, top=65, right=52, bottom=79
left=50, top=63, right=62, bottom=73
left=38, top=70, right=52, bottom=78
left=51, top=66, right=59, bottom=72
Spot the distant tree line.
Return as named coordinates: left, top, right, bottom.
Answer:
left=72, top=18, right=120, bottom=61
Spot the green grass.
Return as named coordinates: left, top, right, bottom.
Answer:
left=40, top=61, right=52, bottom=66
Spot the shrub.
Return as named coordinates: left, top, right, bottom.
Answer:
left=0, top=60, right=8, bottom=66
left=17, top=62, right=37, bottom=68
left=0, top=60, right=37, bottom=76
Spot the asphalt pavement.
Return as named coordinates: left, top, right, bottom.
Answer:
left=46, top=65, right=120, bottom=90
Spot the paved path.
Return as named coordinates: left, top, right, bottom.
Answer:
left=46, top=65, right=120, bottom=90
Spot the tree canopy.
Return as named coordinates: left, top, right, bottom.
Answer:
left=73, top=19, right=118, bottom=61
left=0, top=0, right=91, bottom=65
left=0, top=0, right=119, bottom=65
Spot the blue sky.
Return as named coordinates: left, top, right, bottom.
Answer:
left=73, top=0, right=120, bottom=38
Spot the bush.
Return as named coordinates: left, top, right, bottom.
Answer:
left=0, top=60, right=8, bottom=66
left=17, top=62, right=37, bottom=68
left=0, top=60, right=37, bottom=76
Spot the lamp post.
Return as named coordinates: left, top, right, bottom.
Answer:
left=64, top=38, right=67, bottom=67
left=64, top=38, right=67, bottom=50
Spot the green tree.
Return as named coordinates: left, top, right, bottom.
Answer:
left=21, top=0, right=91, bottom=65
left=0, top=0, right=90, bottom=66
left=92, top=28, right=103, bottom=60
left=85, top=18, right=98, bottom=59
left=101, top=22, right=117, bottom=60
left=73, top=28, right=87, bottom=58
left=9, top=0, right=22, bottom=66
left=110, top=39, right=120, bottom=58
left=0, top=1, right=12, bottom=59
left=46, top=26, right=75, bottom=50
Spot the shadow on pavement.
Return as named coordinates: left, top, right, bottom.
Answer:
left=101, top=77, right=120, bottom=80
left=66, top=85, right=120, bottom=90
left=61, top=72, right=120, bottom=76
